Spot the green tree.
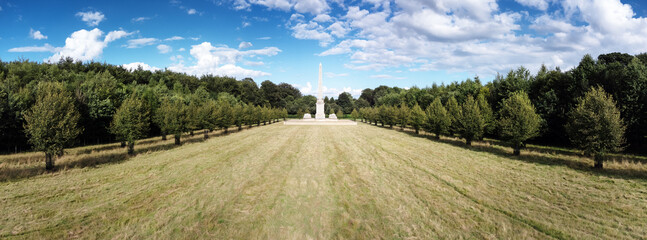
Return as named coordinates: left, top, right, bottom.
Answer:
left=458, top=96, right=484, bottom=146
left=396, top=104, right=410, bottom=130
left=350, top=108, right=360, bottom=121
left=24, top=82, right=82, bottom=170
left=198, top=99, right=218, bottom=139
left=566, top=87, right=626, bottom=168
left=110, top=95, right=150, bottom=154
left=409, top=103, right=426, bottom=134
left=337, top=92, right=355, bottom=114
left=156, top=97, right=188, bottom=145
left=445, top=96, right=461, bottom=136
left=497, top=91, right=542, bottom=155
left=477, top=93, right=494, bottom=137
left=425, top=98, right=450, bottom=139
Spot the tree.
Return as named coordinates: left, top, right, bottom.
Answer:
left=425, top=98, right=450, bottom=139
left=156, top=97, right=188, bottom=145
left=337, top=92, right=354, bottom=114
left=566, top=87, right=625, bottom=168
left=350, top=108, right=360, bottom=121
left=477, top=93, right=494, bottom=137
left=409, top=103, right=426, bottom=134
left=110, top=95, right=150, bottom=154
left=198, top=99, right=218, bottom=139
left=497, top=91, right=542, bottom=155
left=396, top=104, right=410, bottom=130
left=445, top=96, right=461, bottom=136
left=23, top=81, right=82, bottom=170
left=458, top=96, right=483, bottom=146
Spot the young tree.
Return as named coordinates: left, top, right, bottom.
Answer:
left=24, top=81, right=82, bottom=170
left=336, top=109, right=344, bottom=118
left=156, top=97, right=188, bottom=145
left=566, top=87, right=626, bottom=168
left=425, top=98, right=451, bottom=139
left=111, top=95, right=150, bottom=154
left=198, top=99, right=218, bottom=139
left=497, top=91, right=542, bottom=155
left=396, top=104, right=411, bottom=130
left=216, top=100, right=233, bottom=133
left=477, top=93, right=494, bottom=138
left=409, top=103, right=426, bottom=134
left=445, top=96, right=461, bottom=136
left=458, top=96, right=484, bottom=146
left=350, top=108, right=360, bottom=121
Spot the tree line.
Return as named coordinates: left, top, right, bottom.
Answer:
left=356, top=86, right=624, bottom=169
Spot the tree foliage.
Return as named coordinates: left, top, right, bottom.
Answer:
left=457, top=96, right=483, bottom=146
left=425, top=98, right=450, bottom=139
left=111, top=95, right=150, bottom=154
left=497, top=91, right=542, bottom=155
left=566, top=87, right=625, bottom=168
left=23, top=81, right=82, bottom=169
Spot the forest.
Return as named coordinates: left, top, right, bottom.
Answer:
left=1, top=52, right=646, bottom=156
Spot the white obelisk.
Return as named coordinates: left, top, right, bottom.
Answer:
left=315, top=63, right=325, bottom=119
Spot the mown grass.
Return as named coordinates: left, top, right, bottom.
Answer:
left=1, top=123, right=646, bottom=239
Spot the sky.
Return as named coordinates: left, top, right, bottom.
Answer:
left=1, top=0, right=647, bottom=97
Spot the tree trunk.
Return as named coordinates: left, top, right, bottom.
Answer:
left=435, top=132, right=441, bottom=139
left=127, top=141, right=135, bottom=155
left=162, top=134, right=167, bottom=140
left=594, top=154, right=604, bottom=169
left=513, top=145, right=521, bottom=156
left=45, top=153, right=54, bottom=170
left=415, top=128, right=419, bottom=134
left=121, top=141, right=126, bottom=148
left=238, top=125, right=243, bottom=131
left=466, top=138, right=472, bottom=146
left=204, top=129, right=209, bottom=139
left=174, top=134, right=181, bottom=145
left=224, top=127, right=229, bottom=134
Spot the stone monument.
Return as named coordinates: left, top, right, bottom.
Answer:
left=315, top=63, right=326, bottom=119
left=303, top=113, right=312, bottom=119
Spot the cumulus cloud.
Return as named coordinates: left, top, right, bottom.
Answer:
left=122, top=62, right=160, bottom=71
left=157, top=44, right=172, bottom=53
left=515, top=0, right=550, bottom=10
left=234, top=0, right=328, bottom=15
left=30, top=29, right=47, bottom=40
left=187, top=8, right=197, bottom=15
left=126, top=38, right=158, bottom=48
left=291, top=21, right=333, bottom=46
left=76, top=11, right=105, bottom=26
left=167, top=42, right=281, bottom=78
left=45, top=28, right=130, bottom=62
left=238, top=41, right=253, bottom=49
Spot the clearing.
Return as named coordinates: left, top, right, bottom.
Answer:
left=1, top=123, right=646, bottom=239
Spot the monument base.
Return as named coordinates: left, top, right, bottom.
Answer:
left=315, top=100, right=325, bottom=119
left=283, top=119, right=357, bottom=125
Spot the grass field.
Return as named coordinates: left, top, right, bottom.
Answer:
left=1, top=123, right=647, bottom=239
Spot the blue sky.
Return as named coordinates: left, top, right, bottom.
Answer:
left=1, top=0, right=647, bottom=97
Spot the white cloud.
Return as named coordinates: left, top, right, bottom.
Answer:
left=242, top=21, right=251, bottom=28
left=187, top=9, right=197, bottom=15
left=234, top=0, right=328, bottom=15
left=9, top=44, right=58, bottom=52
left=244, top=61, right=265, bottom=66
left=165, top=36, right=184, bottom=41
left=157, top=44, right=172, bottom=54
left=170, top=55, right=184, bottom=62
left=178, top=47, right=186, bottom=51
left=122, top=62, right=160, bottom=72
left=46, top=28, right=129, bottom=62
left=291, top=21, right=333, bottom=47
left=313, top=14, right=332, bottom=22
left=131, top=17, right=150, bottom=22
left=126, top=38, right=158, bottom=48
left=30, top=29, right=47, bottom=40
left=258, top=36, right=271, bottom=40
left=515, top=0, right=549, bottom=10
left=238, top=41, right=253, bottom=49
left=167, top=42, right=281, bottom=78
left=76, top=11, right=105, bottom=27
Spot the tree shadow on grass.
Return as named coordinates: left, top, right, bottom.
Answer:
left=364, top=123, right=647, bottom=180
left=0, top=123, right=277, bottom=182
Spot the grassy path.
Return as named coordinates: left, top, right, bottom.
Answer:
left=1, top=124, right=646, bottom=239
